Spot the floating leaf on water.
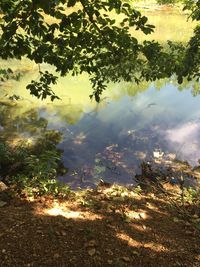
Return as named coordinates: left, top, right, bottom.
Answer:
left=94, top=166, right=106, bottom=174
left=95, top=158, right=101, bottom=163
left=167, top=153, right=176, bottom=160
left=153, top=150, right=164, bottom=159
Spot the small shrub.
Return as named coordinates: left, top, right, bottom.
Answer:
left=0, top=129, right=70, bottom=197
left=11, top=174, right=71, bottom=197
left=8, top=147, right=70, bottom=197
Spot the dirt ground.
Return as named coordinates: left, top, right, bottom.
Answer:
left=0, top=186, right=200, bottom=267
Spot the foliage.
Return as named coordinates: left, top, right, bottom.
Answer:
left=183, top=187, right=200, bottom=205
left=1, top=0, right=198, bottom=101
left=0, top=0, right=156, bottom=102
left=8, top=143, right=70, bottom=197
left=12, top=172, right=71, bottom=197
left=0, top=68, right=22, bottom=82
left=0, top=121, right=70, bottom=197
left=27, top=71, right=60, bottom=101
left=184, top=0, right=200, bottom=20
left=0, top=141, right=13, bottom=169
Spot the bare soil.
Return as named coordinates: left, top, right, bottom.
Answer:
left=0, top=186, right=200, bottom=267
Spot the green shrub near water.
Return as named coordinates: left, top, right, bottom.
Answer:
left=0, top=130, right=70, bottom=197
left=11, top=150, right=70, bottom=197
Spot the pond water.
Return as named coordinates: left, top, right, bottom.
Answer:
left=0, top=10, right=199, bottom=188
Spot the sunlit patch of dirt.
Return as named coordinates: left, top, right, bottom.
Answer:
left=116, top=232, right=141, bottom=247
left=37, top=201, right=103, bottom=221
left=143, top=242, right=168, bottom=252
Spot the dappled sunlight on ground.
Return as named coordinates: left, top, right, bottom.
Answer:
left=39, top=201, right=103, bottom=221
left=142, top=242, right=168, bottom=253
left=116, top=231, right=141, bottom=247
left=0, top=187, right=200, bottom=266
left=116, top=231, right=169, bottom=253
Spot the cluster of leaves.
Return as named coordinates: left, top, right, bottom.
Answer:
left=0, top=68, right=22, bottom=82
left=0, top=0, right=199, bottom=101
left=181, top=0, right=200, bottom=82
left=11, top=150, right=70, bottom=197
left=0, top=0, right=172, bottom=102
left=27, top=71, right=60, bottom=101
left=184, top=0, right=200, bottom=20
left=138, top=0, right=200, bottom=85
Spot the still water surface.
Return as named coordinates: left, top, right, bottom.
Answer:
left=47, top=81, right=200, bottom=188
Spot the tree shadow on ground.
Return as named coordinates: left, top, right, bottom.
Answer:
left=0, top=190, right=199, bottom=267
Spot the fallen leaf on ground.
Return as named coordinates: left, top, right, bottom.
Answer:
left=88, top=248, right=96, bottom=256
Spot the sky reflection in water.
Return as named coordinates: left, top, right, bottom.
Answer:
left=40, top=82, right=200, bottom=188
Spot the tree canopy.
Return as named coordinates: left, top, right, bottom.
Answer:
left=0, top=0, right=199, bottom=101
